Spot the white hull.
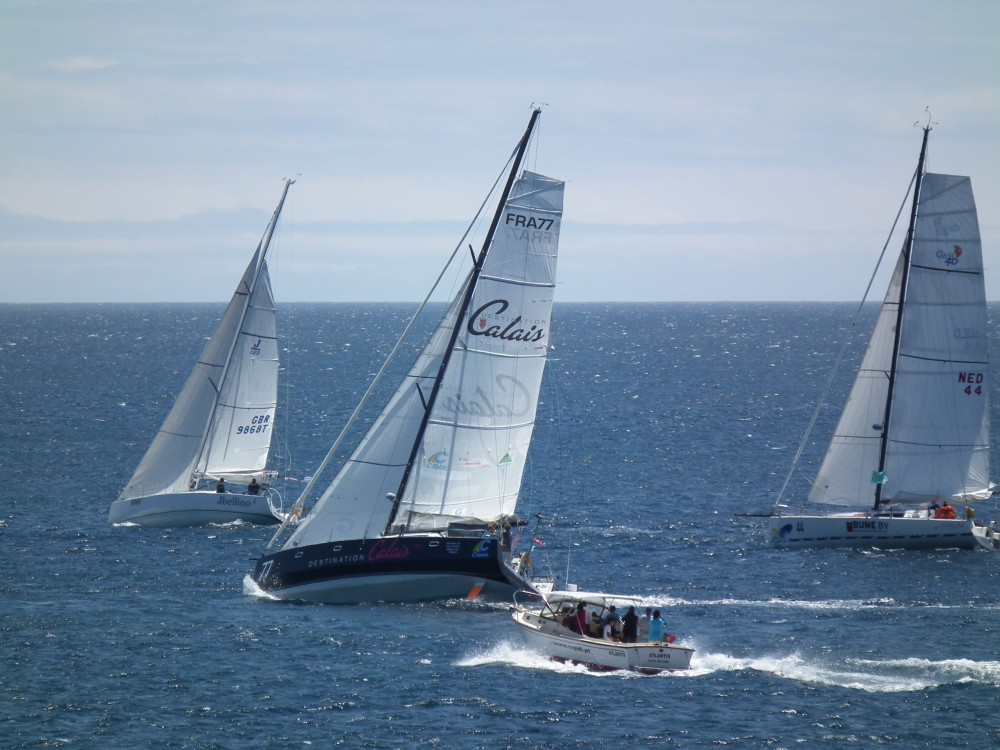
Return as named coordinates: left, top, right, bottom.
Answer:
left=511, top=607, right=693, bottom=673
left=768, top=513, right=987, bottom=550
left=108, top=490, right=282, bottom=527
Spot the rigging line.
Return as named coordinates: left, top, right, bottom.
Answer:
left=773, top=167, right=919, bottom=510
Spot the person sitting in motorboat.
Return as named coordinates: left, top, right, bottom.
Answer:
left=621, top=606, right=639, bottom=643
left=560, top=605, right=581, bottom=633
left=648, top=609, right=666, bottom=643
left=574, top=602, right=588, bottom=635
left=603, top=605, right=622, bottom=627
left=588, top=612, right=604, bottom=638
left=602, top=619, right=620, bottom=642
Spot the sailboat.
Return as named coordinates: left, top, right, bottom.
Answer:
left=109, top=180, right=294, bottom=527
left=251, top=109, right=564, bottom=603
left=769, top=125, right=997, bottom=550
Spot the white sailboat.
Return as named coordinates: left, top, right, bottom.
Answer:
left=109, top=180, right=293, bottom=527
left=769, top=125, right=997, bottom=550
left=251, top=109, right=564, bottom=603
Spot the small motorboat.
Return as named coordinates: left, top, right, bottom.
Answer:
left=511, top=592, right=694, bottom=674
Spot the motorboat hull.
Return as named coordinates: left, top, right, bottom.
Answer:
left=512, top=607, right=693, bottom=673
left=252, top=534, right=533, bottom=604
left=768, top=513, right=986, bottom=550
left=108, top=490, right=282, bottom=527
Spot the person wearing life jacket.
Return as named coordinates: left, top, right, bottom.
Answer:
left=935, top=501, right=957, bottom=519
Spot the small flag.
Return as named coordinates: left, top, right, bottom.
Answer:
left=871, top=471, right=887, bottom=485
left=533, top=537, right=546, bottom=546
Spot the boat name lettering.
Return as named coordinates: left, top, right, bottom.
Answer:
left=308, top=554, right=365, bottom=568
left=958, top=372, right=984, bottom=384
left=368, top=538, right=415, bottom=561
left=217, top=497, right=252, bottom=508
left=439, top=376, right=532, bottom=419
left=467, top=300, right=546, bottom=344
left=846, top=520, right=889, bottom=531
left=505, top=213, right=554, bottom=231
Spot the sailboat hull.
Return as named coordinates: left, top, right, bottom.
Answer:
left=253, top=534, right=531, bottom=604
left=768, top=513, right=983, bottom=550
left=108, top=490, right=282, bottom=527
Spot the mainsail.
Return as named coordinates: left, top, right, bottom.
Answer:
left=119, top=182, right=289, bottom=501
left=809, top=172, right=989, bottom=507
left=284, top=170, right=563, bottom=550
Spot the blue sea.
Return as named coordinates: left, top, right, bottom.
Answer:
left=3, top=302, right=1000, bottom=749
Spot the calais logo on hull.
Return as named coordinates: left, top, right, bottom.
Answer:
left=471, top=539, right=492, bottom=558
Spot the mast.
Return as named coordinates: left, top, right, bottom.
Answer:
left=383, top=108, right=541, bottom=534
left=192, top=178, right=295, bottom=483
left=873, top=127, right=930, bottom=510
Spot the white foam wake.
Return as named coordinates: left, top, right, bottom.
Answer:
left=693, top=650, right=1000, bottom=692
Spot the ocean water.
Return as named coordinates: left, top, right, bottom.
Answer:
left=3, top=302, right=1000, bottom=749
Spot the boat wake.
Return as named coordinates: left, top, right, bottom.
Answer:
left=242, top=574, right=280, bottom=600
left=460, top=638, right=1000, bottom=689
left=458, top=639, right=705, bottom=678
left=697, top=651, right=1000, bottom=691
left=671, top=596, right=1000, bottom=612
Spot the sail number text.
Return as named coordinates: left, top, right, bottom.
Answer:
left=505, top=213, right=554, bottom=231
left=958, top=371, right=984, bottom=395
left=236, top=414, right=271, bottom=435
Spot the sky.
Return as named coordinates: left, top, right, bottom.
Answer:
left=2, top=0, right=999, bottom=304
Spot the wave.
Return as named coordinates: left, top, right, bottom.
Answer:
left=457, top=639, right=708, bottom=678
left=462, top=638, right=1000, bottom=690
left=242, top=574, right=280, bottom=600
left=656, top=596, right=999, bottom=612
left=695, top=651, right=1000, bottom=691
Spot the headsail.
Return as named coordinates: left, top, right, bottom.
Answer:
left=119, top=181, right=291, bottom=501
left=809, top=172, right=989, bottom=507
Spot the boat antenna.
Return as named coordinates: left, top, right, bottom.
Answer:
left=383, top=108, right=542, bottom=534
